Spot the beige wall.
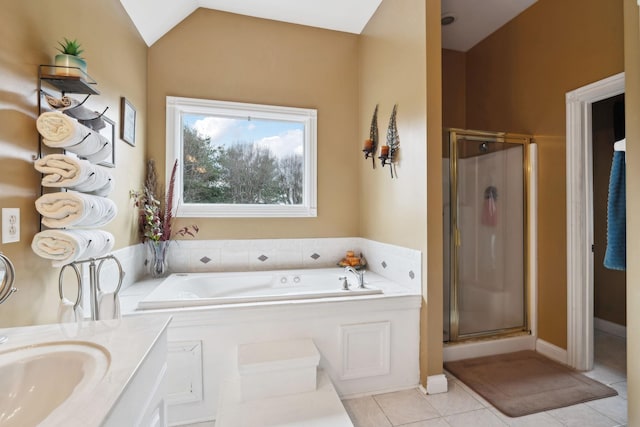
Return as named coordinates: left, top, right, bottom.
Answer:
left=464, top=0, right=624, bottom=348
left=623, top=0, right=639, bottom=422
left=147, top=9, right=360, bottom=239
left=442, top=49, right=466, bottom=129
left=425, top=0, right=444, bottom=382
left=358, top=0, right=439, bottom=383
left=358, top=0, right=426, bottom=247
left=0, top=0, right=147, bottom=327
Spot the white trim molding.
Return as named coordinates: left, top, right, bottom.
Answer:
left=166, top=96, right=318, bottom=218
left=424, top=374, right=448, bottom=395
left=528, top=143, right=538, bottom=339
left=536, top=338, right=568, bottom=365
left=565, top=72, right=624, bottom=371
left=340, top=322, right=391, bottom=380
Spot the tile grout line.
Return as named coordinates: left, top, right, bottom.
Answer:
left=371, top=394, right=397, bottom=427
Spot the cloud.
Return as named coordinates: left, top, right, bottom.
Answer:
left=193, top=117, right=236, bottom=142
left=255, top=129, right=304, bottom=158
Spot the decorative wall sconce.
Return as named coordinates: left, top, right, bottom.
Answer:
left=362, top=104, right=379, bottom=168
left=379, top=104, right=400, bottom=178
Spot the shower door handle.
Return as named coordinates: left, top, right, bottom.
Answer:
left=455, top=228, right=461, bottom=247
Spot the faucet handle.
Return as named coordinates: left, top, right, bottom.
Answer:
left=338, top=276, right=349, bottom=291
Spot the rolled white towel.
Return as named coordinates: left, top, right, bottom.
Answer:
left=85, top=230, right=115, bottom=259
left=34, top=154, right=114, bottom=196
left=35, top=191, right=117, bottom=228
left=31, top=229, right=114, bottom=266
left=36, top=112, right=111, bottom=163
left=97, top=292, right=121, bottom=320
left=84, top=139, right=113, bottom=164
left=75, top=174, right=114, bottom=197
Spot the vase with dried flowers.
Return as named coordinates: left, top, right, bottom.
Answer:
left=130, top=159, right=198, bottom=277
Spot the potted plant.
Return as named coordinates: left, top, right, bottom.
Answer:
left=54, top=38, right=86, bottom=77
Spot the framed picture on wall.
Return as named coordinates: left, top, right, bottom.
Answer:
left=120, top=97, right=136, bottom=146
left=98, top=116, right=116, bottom=168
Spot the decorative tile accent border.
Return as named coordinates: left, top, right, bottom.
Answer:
left=122, top=237, right=422, bottom=294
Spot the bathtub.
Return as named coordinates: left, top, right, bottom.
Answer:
left=137, top=268, right=383, bottom=310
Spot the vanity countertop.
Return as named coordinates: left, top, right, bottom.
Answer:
left=0, top=314, right=171, bottom=426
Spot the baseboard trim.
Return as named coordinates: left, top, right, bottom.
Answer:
left=424, top=374, right=448, bottom=395
left=536, top=339, right=568, bottom=364
left=594, top=317, right=627, bottom=338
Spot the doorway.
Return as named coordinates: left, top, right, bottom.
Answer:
left=566, top=72, right=625, bottom=370
left=592, top=94, right=627, bottom=337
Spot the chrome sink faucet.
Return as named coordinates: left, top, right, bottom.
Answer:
left=344, top=266, right=366, bottom=288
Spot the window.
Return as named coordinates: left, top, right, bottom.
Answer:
left=166, top=97, right=317, bottom=217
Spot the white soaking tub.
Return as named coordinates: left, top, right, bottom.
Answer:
left=137, top=268, right=382, bottom=310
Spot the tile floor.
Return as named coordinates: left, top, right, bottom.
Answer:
left=343, top=329, right=627, bottom=427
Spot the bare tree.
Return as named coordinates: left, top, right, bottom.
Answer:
left=218, top=143, right=281, bottom=204
left=278, top=154, right=303, bottom=205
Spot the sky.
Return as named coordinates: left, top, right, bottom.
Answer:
left=183, top=113, right=304, bottom=158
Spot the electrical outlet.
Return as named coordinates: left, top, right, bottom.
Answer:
left=2, top=208, right=20, bottom=244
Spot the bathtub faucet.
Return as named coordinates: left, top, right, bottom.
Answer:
left=344, top=266, right=366, bottom=288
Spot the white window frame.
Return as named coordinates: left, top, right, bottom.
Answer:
left=166, top=96, right=317, bottom=218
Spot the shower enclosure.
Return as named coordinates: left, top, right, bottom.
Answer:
left=444, top=129, right=531, bottom=342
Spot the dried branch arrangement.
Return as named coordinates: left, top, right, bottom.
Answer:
left=362, top=104, right=379, bottom=168
left=379, top=104, right=400, bottom=178
left=130, top=159, right=199, bottom=242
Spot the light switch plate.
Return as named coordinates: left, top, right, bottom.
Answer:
left=2, top=208, right=20, bottom=244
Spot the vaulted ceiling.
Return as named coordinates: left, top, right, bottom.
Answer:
left=119, top=0, right=382, bottom=46
left=120, top=0, right=537, bottom=51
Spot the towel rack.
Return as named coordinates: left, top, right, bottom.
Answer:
left=40, top=89, right=110, bottom=121
left=57, top=254, right=124, bottom=321
left=58, top=262, right=83, bottom=309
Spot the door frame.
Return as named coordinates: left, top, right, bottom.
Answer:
left=565, top=72, right=624, bottom=370
left=447, top=129, right=532, bottom=342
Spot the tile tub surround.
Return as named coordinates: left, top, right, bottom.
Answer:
left=95, top=238, right=421, bottom=295
left=161, top=237, right=422, bottom=292
left=0, top=315, right=171, bottom=426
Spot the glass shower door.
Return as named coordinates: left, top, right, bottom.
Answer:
left=449, top=132, right=527, bottom=340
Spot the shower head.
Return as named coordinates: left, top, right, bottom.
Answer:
left=479, top=142, right=489, bottom=153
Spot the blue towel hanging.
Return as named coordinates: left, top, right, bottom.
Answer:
left=604, top=143, right=626, bottom=271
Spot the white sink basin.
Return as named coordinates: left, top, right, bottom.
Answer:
left=0, top=341, right=110, bottom=426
